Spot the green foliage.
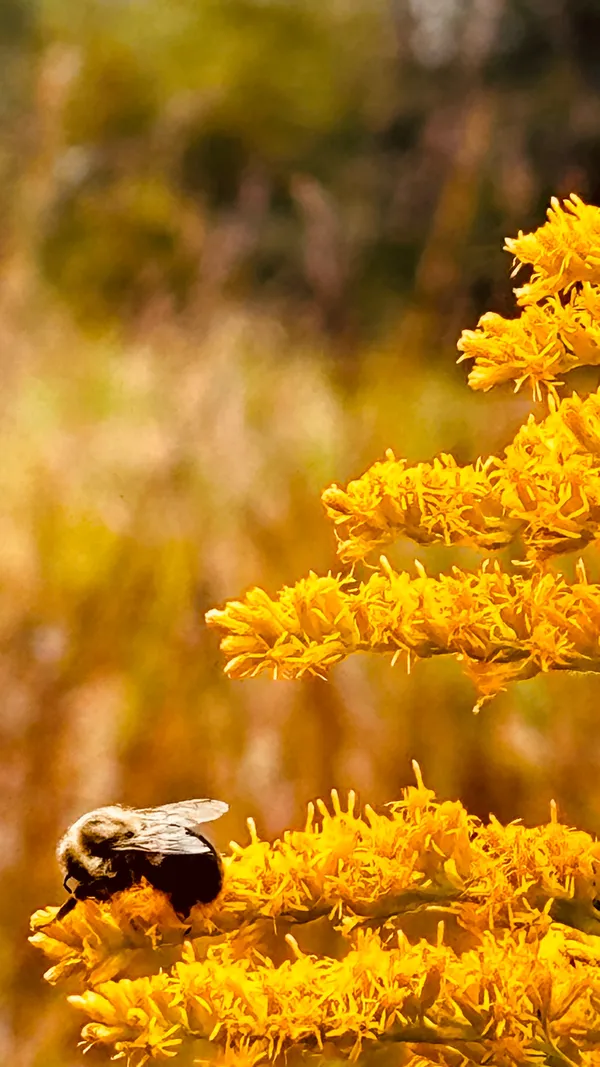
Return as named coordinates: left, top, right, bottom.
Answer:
left=41, top=176, right=197, bottom=325
left=35, top=0, right=389, bottom=324
left=0, top=0, right=595, bottom=329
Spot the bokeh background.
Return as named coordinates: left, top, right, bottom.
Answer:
left=3, top=0, right=600, bottom=1063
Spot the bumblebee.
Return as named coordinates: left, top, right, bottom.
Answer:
left=56, top=798, right=228, bottom=919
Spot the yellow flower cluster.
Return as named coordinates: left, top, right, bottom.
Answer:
left=457, top=290, right=600, bottom=403
left=458, top=196, right=600, bottom=401
left=206, top=556, right=600, bottom=706
left=322, top=388, right=600, bottom=562
left=322, top=451, right=509, bottom=563
left=207, top=199, right=600, bottom=703
left=30, top=775, right=600, bottom=1065
left=506, top=194, right=600, bottom=303
left=64, top=927, right=600, bottom=1067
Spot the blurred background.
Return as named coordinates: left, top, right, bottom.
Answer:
left=3, top=0, right=600, bottom=1062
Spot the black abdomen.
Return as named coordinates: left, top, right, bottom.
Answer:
left=127, top=848, right=224, bottom=916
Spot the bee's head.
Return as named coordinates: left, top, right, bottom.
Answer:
left=57, top=805, right=139, bottom=885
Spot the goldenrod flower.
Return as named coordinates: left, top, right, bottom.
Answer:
left=72, top=928, right=600, bottom=1065
left=456, top=196, right=600, bottom=400
left=207, top=197, right=600, bottom=698
left=458, top=292, right=600, bottom=404
left=33, top=195, right=600, bottom=1064
left=206, top=557, right=600, bottom=706
left=458, top=302, right=571, bottom=403
left=30, top=778, right=600, bottom=1065
left=31, top=778, right=600, bottom=982
left=321, top=389, right=600, bottom=563
left=29, top=884, right=193, bottom=986
left=322, top=450, right=511, bottom=563
left=496, top=388, right=600, bottom=557
left=505, top=194, right=600, bottom=303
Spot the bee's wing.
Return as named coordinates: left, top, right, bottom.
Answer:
left=112, top=823, right=212, bottom=854
left=112, top=799, right=228, bottom=855
left=151, top=799, right=229, bottom=826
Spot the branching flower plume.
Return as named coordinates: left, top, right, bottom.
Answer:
left=30, top=768, right=600, bottom=1065
left=206, top=555, right=600, bottom=707
left=322, top=390, right=600, bottom=563
left=459, top=195, right=600, bottom=401
left=505, top=194, right=600, bottom=303
left=31, top=199, right=600, bottom=1066
left=208, top=195, right=600, bottom=709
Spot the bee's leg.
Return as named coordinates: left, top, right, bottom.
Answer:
left=72, top=875, right=127, bottom=902
left=54, top=896, right=78, bottom=922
